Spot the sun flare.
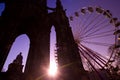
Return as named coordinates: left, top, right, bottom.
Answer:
left=48, top=61, right=58, bottom=77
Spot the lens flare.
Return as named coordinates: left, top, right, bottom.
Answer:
left=48, top=61, right=58, bottom=77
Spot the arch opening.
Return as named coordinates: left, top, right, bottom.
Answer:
left=2, top=34, right=30, bottom=72
left=0, top=3, right=5, bottom=16
left=47, top=0, right=56, bottom=13
left=48, top=26, right=58, bottom=77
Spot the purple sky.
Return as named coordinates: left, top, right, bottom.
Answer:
left=0, top=0, right=120, bottom=71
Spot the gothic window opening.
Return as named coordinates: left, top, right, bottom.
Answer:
left=2, top=34, right=30, bottom=72
left=47, top=0, right=56, bottom=13
left=48, top=26, right=58, bottom=77
left=0, top=3, right=5, bottom=16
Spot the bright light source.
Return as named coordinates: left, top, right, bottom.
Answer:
left=118, top=37, right=120, bottom=40
left=48, top=61, right=58, bottom=77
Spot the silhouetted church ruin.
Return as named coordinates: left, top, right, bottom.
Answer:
left=0, top=0, right=88, bottom=80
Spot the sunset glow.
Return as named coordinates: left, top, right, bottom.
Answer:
left=48, top=26, right=58, bottom=77
left=48, top=61, right=58, bottom=77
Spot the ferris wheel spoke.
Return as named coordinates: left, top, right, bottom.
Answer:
left=79, top=49, right=97, bottom=71
left=80, top=51, right=103, bottom=79
left=80, top=50, right=97, bottom=71
left=79, top=13, right=95, bottom=35
left=78, top=45, right=104, bottom=68
left=71, top=16, right=87, bottom=37
left=79, top=9, right=112, bottom=37
left=82, top=18, right=110, bottom=37
left=81, top=33, right=113, bottom=41
left=70, top=6, right=120, bottom=72
left=81, top=16, right=107, bottom=36
left=81, top=41, right=112, bottom=47
left=91, top=53, right=107, bottom=66
left=80, top=44, right=108, bottom=64
left=79, top=44, right=109, bottom=68
left=107, top=47, right=116, bottom=64
left=81, top=29, right=114, bottom=40
left=90, top=29, right=114, bottom=36
left=82, top=23, right=111, bottom=38
left=80, top=14, right=101, bottom=36
left=73, top=15, right=86, bottom=37
left=79, top=44, right=112, bottom=79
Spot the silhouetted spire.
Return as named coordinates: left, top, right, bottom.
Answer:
left=5, top=52, right=24, bottom=80
left=7, top=52, right=23, bottom=73
left=56, top=0, right=64, bottom=11
left=13, top=52, right=23, bottom=65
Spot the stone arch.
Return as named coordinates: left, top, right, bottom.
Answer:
left=49, top=26, right=58, bottom=74
left=3, top=34, right=30, bottom=72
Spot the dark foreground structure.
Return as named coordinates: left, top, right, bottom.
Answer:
left=0, top=0, right=88, bottom=80
left=0, top=0, right=120, bottom=80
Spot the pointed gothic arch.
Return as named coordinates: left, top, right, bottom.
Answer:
left=3, top=34, right=30, bottom=72
left=0, top=0, right=87, bottom=80
left=49, top=26, right=58, bottom=75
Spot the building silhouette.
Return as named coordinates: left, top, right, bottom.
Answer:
left=0, top=53, right=24, bottom=80
left=0, top=0, right=88, bottom=80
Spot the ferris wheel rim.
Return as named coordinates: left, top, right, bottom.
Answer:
left=69, top=6, right=120, bottom=70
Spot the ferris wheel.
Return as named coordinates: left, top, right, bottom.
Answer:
left=69, top=6, right=120, bottom=72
